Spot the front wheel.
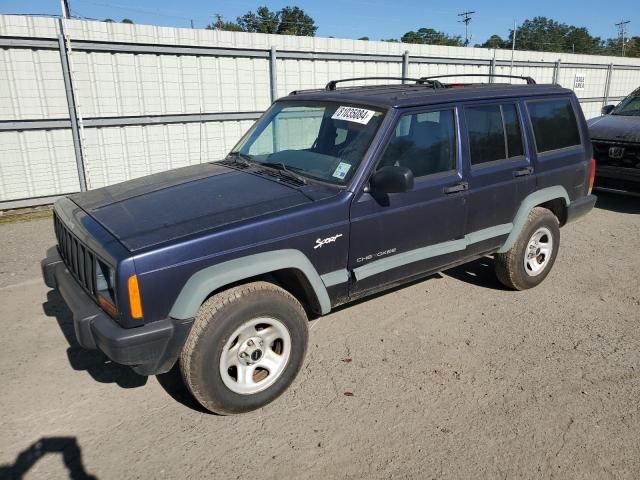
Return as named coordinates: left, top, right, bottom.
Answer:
left=495, top=207, right=560, bottom=290
left=180, top=281, right=308, bottom=414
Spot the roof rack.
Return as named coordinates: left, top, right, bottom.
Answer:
left=419, top=74, right=536, bottom=85
left=325, top=76, right=445, bottom=91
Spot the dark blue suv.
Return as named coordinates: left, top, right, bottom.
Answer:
left=42, top=75, right=597, bottom=414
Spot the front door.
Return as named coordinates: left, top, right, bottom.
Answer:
left=348, top=107, right=467, bottom=295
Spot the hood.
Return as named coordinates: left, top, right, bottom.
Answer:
left=70, top=162, right=315, bottom=252
left=587, top=114, right=640, bottom=143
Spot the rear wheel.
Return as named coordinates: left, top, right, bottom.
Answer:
left=180, top=281, right=308, bottom=414
left=495, top=207, right=560, bottom=290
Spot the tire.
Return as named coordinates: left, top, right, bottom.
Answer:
left=495, top=207, right=560, bottom=291
left=180, top=281, right=308, bottom=415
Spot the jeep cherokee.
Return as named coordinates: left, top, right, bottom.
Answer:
left=42, top=75, right=597, bottom=414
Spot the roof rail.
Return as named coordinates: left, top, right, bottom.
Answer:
left=325, top=76, right=444, bottom=91
left=419, top=74, right=536, bottom=85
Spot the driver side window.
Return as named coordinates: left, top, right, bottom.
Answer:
left=378, top=109, right=457, bottom=178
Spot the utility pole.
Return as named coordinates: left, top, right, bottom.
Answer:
left=213, top=13, right=223, bottom=30
left=615, top=20, right=630, bottom=56
left=510, top=20, right=517, bottom=75
left=60, top=0, right=71, bottom=18
left=458, top=10, right=475, bottom=46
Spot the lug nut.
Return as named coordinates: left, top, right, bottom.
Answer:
left=247, top=339, right=254, bottom=347
left=240, top=352, right=248, bottom=358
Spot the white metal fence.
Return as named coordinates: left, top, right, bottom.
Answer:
left=1, top=14, right=640, bottom=209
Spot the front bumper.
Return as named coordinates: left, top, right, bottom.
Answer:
left=596, top=166, right=640, bottom=196
left=42, top=247, right=192, bottom=376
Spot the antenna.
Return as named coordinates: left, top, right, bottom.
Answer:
left=615, top=20, right=630, bottom=56
left=458, top=10, right=475, bottom=46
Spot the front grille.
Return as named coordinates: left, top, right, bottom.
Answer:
left=53, top=212, right=97, bottom=298
left=592, top=141, right=640, bottom=169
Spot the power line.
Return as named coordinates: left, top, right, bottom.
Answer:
left=615, top=19, right=630, bottom=56
left=458, top=10, right=475, bottom=46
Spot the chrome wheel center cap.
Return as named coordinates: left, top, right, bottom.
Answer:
left=238, top=336, right=265, bottom=365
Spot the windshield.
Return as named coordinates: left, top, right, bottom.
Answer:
left=231, top=101, right=386, bottom=185
left=612, top=94, right=640, bottom=116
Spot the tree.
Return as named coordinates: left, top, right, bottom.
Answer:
left=277, top=6, right=317, bottom=36
left=206, top=16, right=243, bottom=32
left=506, top=17, right=603, bottom=54
left=358, top=37, right=370, bottom=41
left=237, top=6, right=280, bottom=33
left=400, top=28, right=462, bottom=46
left=478, top=34, right=506, bottom=49
left=121, top=18, right=134, bottom=24
left=235, top=6, right=316, bottom=36
left=602, top=36, right=640, bottom=57
left=565, top=26, right=602, bottom=54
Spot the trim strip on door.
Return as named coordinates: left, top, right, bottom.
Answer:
left=353, top=223, right=513, bottom=281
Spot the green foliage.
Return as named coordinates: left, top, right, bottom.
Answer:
left=358, top=37, right=370, bottom=41
left=400, top=28, right=463, bottom=46
left=232, top=5, right=317, bottom=36
left=478, top=34, right=507, bottom=49
left=505, top=16, right=602, bottom=54
left=237, top=6, right=280, bottom=33
left=206, top=19, right=243, bottom=32
left=121, top=18, right=134, bottom=24
left=278, top=6, right=317, bottom=36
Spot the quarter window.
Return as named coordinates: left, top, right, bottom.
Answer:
left=528, top=99, right=581, bottom=153
left=465, top=103, right=524, bottom=166
left=378, top=109, right=457, bottom=177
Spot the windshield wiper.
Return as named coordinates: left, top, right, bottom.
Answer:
left=260, top=161, right=308, bottom=185
left=227, top=151, right=254, bottom=165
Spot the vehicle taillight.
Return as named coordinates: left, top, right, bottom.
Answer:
left=588, top=158, right=596, bottom=195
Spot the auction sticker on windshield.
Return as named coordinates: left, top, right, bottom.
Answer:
left=332, top=162, right=351, bottom=180
left=332, top=106, right=375, bottom=125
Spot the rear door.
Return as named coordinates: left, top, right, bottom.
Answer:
left=460, top=100, right=535, bottom=255
left=524, top=96, right=588, bottom=201
left=348, top=106, right=468, bottom=295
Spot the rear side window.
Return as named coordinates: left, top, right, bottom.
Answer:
left=527, top=99, right=581, bottom=153
left=378, top=109, right=457, bottom=177
left=465, top=103, right=524, bottom=166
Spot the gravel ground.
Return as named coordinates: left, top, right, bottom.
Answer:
left=0, top=192, right=638, bottom=480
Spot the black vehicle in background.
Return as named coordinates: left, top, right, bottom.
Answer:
left=588, top=87, right=640, bottom=195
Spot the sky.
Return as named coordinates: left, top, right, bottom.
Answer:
left=2, top=0, right=638, bottom=44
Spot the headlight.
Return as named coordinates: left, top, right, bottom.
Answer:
left=96, top=259, right=118, bottom=318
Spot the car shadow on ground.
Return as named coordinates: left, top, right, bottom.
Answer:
left=42, top=290, right=147, bottom=389
left=156, top=365, right=210, bottom=414
left=0, top=436, right=96, bottom=480
left=442, top=256, right=509, bottom=291
left=594, top=190, right=640, bottom=214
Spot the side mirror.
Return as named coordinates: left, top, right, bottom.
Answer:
left=370, top=166, right=414, bottom=194
left=601, top=105, right=615, bottom=115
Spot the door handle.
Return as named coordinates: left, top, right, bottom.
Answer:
left=443, top=181, right=469, bottom=194
left=513, top=166, right=534, bottom=177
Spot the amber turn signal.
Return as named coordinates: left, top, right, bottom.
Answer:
left=128, top=274, right=144, bottom=320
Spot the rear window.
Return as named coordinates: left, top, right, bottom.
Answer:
left=527, top=99, right=581, bottom=153
left=465, top=103, right=524, bottom=166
